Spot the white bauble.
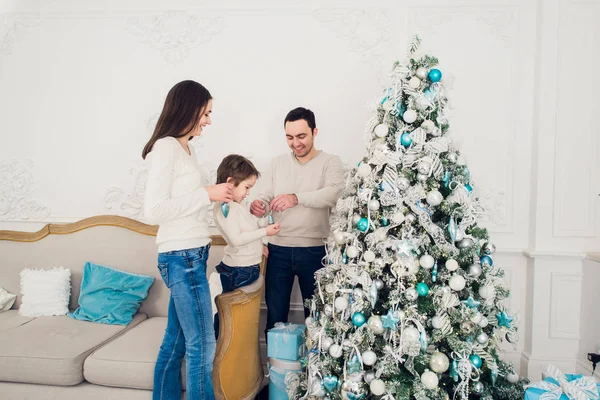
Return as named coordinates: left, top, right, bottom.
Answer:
left=445, top=259, right=459, bottom=271
left=362, top=350, right=377, bottom=366
left=421, top=370, right=439, bottom=390
left=374, top=123, right=389, bottom=138
left=478, top=285, right=494, bottom=299
left=329, top=344, right=343, bottom=358
left=421, top=119, right=435, bottom=133
left=370, top=379, right=386, bottom=396
left=409, top=76, right=421, bottom=89
left=368, top=199, right=380, bottom=211
left=311, top=380, right=326, bottom=397
left=382, top=99, right=393, bottom=112
left=391, top=211, right=405, bottom=224
left=334, top=296, right=349, bottom=311
left=334, top=230, right=346, bottom=245
left=429, top=352, right=450, bottom=373
left=431, top=316, right=443, bottom=329
left=258, top=218, right=269, bottom=228
left=403, top=109, right=418, bottom=124
left=420, top=254, right=435, bottom=269
left=455, top=230, right=464, bottom=241
left=507, top=373, right=520, bottom=383
left=352, top=214, right=362, bottom=225
left=322, top=337, right=334, bottom=351
left=374, top=228, right=388, bottom=242
left=363, top=250, right=376, bottom=262
left=346, top=246, right=359, bottom=259
left=402, top=326, right=420, bottom=342
left=405, top=287, right=419, bottom=301
left=449, top=275, right=466, bottom=291
left=426, top=190, right=443, bottom=206
left=476, top=332, right=489, bottom=346
left=357, top=163, right=372, bottom=178
left=367, top=315, right=385, bottom=335
left=364, top=371, right=376, bottom=384
left=416, top=67, right=428, bottom=80
left=305, top=316, right=315, bottom=325
left=479, top=316, right=489, bottom=328
left=470, top=312, right=483, bottom=325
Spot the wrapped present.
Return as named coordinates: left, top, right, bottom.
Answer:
left=267, top=323, right=306, bottom=361
left=268, top=357, right=303, bottom=400
left=525, top=364, right=600, bottom=400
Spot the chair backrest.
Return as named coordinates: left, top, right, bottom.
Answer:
left=0, top=215, right=226, bottom=318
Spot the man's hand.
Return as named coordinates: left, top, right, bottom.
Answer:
left=250, top=199, right=267, bottom=217
left=270, top=194, right=298, bottom=212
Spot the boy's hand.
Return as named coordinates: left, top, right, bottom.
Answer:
left=266, top=223, right=280, bottom=236
left=250, top=199, right=267, bottom=217
left=270, top=194, right=298, bottom=212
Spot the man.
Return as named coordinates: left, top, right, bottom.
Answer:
left=251, top=107, right=345, bottom=333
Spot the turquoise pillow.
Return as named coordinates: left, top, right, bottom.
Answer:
left=68, top=262, right=154, bottom=325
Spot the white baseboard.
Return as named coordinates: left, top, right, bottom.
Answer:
left=576, top=359, right=600, bottom=380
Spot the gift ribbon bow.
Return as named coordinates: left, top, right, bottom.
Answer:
left=526, top=364, right=599, bottom=400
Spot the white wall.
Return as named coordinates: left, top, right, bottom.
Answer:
left=0, top=0, right=598, bottom=379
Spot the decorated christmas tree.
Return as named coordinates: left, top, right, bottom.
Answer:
left=288, top=36, right=528, bottom=400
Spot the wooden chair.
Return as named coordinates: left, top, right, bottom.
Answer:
left=212, top=256, right=267, bottom=400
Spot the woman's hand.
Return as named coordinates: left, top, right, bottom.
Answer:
left=206, top=183, right=234, bottom=203
left=266, top=223, right=281, bottom=236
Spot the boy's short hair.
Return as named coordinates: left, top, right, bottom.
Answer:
left=216, top=154, right=260, bottom=186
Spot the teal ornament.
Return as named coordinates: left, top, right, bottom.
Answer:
left=416, top=282, right=429, bottom=297
left=381, top=309, right=399, bottom=330
left=381, top=87, right=393, bottom=104
left=432, top=261, right=438, bottom=282
left=396, top=103, right=406, bottom=116
left=352, top=312, right=366, bottom=327
left=443, top=170, right=451, bottom=189
left=323, top=376, right=339, bottom=393
left=428, top=68, right=442, bottom=82
left=357, top=218, right=369, bottom=232
left=400, top=132, right=413, bottom=148
left=490, top=366, right=498, bottom=386
left=449, top=360, right=459, bottom=382
left=448, top=216, right=457, bottom=242
left=381, top=217, right=389, bottom=226
left=465, top=183, right=473, bottom=193
left=343, top=252, right=348, bottom=264
left=268, top=213, right=274, bottom=224
left=220, top=202, right=230, bottom=218
left=369, top=282, right=378, bottom=308
left=419, top=331, right=428, bottom=353
left=347, top=393, right=365, bottom=400
left=469, top=354, right=483, bottom=369
left=347, top=354, right=361, bottom=374
left=480, top=255, right=493, bottom=267
left=462, top=296, right=480, bottom=309
left=496, top=311, right=514, bottom=328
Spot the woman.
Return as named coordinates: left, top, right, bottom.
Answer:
left=142, top=80, right=232, bottom=400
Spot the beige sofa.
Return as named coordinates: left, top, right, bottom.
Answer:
left=0, top=215, right=266, bottom=400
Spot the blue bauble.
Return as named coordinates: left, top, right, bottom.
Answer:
left=400, top=132, right=413, bottom=148
left=465, top=183, right=473, bottom=193
left=428, top=68, right=442, bottom=82
left=352, top=312, right=366, bottom=327
left=220, top=202, right=230, bottom=218
left=357, top=218, right=369, bottom=232
left=469, top=354, right=483, bottom=369
left=416, top=282, right=429, bottom=297
left=480, top=255, right=493, bottom=267
left=381, top=217, right=389, bottom=226
left=397, top=103, right=406, bottom=116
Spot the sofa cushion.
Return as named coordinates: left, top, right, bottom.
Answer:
left=0, top=312, right=146, bottom=385
left=0, top=310, right=34, bottom=332
left=84, top=317, right=186, bottom=390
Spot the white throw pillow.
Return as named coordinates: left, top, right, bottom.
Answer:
left=0, top=286, right=16, bottom=312
left=19, top=267, right=71, bottom=317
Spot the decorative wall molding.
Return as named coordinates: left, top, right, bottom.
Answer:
left=104, top=163, right=147, bottom=221
left=549, top=272, right=583, bottom=339
left=0, top=12, right=40, bottom=56
left=126, top=11, right=225, bottom=63
left=0, top=160, right=50, bottom=221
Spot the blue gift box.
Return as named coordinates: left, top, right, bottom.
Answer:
left=267, top=323, right=306, bottom=361
left=268, top=357, right=303, bottom=400
left=525, top=373, right=600, bottom=399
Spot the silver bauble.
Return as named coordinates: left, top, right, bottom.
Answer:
left=353, top=214, right=362, bottom=225
left=352, top=288, right=364, bottom=299
left=374, top=279, right=384, bottom=290
left=447, top=152, right=458, bottom=163
left=398, top=177, right=410, bottom=191
left=457, top=238, right=474, bottom=249
left=405, top=287, right=419, bottom=301
left=324, top=304, right=334, bottom=316
left=429, top=352, right=450, bottom=373
left=472, top=382, right=484, bottom=395
left=461, top=321, right=475, bottom=334
left=482, top=242, right=496, bottom=255
left=468, top=263, right=483, bottom=277
left=417, top=173, right=428, bottom=182
left=416, top=67, right=428, bottom=80
left=476, top=332, right=489, bottom=345
left=367, top=315, right=385, bottom=335
left=364, top=371, right=376, bottom=384
left=418, top=162, right=431, bottom=175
